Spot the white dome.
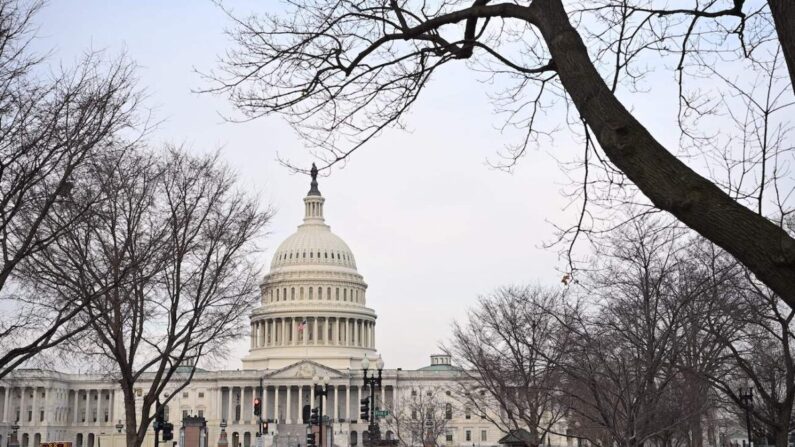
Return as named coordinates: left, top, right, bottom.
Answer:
left=271, top=223, right=357, bottom=270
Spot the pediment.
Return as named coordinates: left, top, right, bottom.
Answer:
left=264, top=360, right=346, bottom=380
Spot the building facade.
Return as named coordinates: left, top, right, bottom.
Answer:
left=0, top=174, right=511, bottom=447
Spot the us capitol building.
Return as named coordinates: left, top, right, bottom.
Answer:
left=0, top=174, right=536, bottom=447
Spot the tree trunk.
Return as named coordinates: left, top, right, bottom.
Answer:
left=768, top=0, right=795, bottom=97
left=691, top=415, right=703, bottom=447
left=122, top=383, right=141, bottom=447
left=528, top=0, right=795, bottom=306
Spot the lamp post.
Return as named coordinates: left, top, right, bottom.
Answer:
left=8, top=420, right=20, bottom=447
left=116, top=420, right=125, bottom=434
left=362, top=355, right=384, bottom=447
left=313, top=376, right=330, bottom=447
left=739, top=387, right=754, bottom=447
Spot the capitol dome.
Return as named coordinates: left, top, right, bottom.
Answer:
left=242, top=166, right=378, bottom=370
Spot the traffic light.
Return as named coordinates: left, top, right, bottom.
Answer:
left=154, top=404, right=165, bottom=430
left=306, top=432, right=316, bottom=447
left=309, top=407, right=319, bottom=426
left=254, top=397, right=262, bottom=416
left=161, top=422, right=174, bottom=441
left=360, top=396, right=370, bottom=421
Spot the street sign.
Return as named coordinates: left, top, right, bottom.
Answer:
left=375, top=410, right=389, bottom=418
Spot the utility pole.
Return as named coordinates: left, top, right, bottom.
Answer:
left=740, top=387, right=754, bottom=447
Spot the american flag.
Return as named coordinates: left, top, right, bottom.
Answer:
left=298, top=319, right=307, bottom=332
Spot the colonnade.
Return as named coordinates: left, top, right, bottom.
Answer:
left=250, top=317, right=375, bottom=349
left=217, top=384, right=393, bottom=425
left=0, top=386, right=114, bottom=426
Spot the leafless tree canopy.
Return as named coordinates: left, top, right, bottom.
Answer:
left=0, top=0, right=141, bottom=378
left=207, top=0, right=795, bottom=309
left=384, top=386, right=453, bottom=447
left=448, top=286, right=570, bottom=447
left=24, top=146, right=272, bottom=447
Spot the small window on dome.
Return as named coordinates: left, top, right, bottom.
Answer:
left=324, top=252, right=328, bottom=258
left=310, top=252, right=313, bottom=258
left=303, top=252, right=306, bottom=258
left=318, top=288, right=323, bottom=299
left=331, top=252, right=335, bottom=259
left=317, top=251, right=321, bottom=258
left=289, top=253, right=293, bottom=259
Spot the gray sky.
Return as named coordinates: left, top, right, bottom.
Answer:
left=31, top=1, right=686, bottom=370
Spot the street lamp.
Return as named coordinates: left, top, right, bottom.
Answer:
left=739, top=387, right=754, bottom=447
left=313, top=376, right=331, bottom=447
left=116, top=420, right=125, bottom=434
left=8, top=420, right=20, bottom=447
left=362, top=355, right=384, bottom=447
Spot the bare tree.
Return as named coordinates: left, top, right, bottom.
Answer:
left=25, top=146, right=272, bottom=447
left=448, top=286, right=569, bottom=447
left=384, top=386, right=452, bottom=447
left=0, top=0, right=141, bottom=378
left=207, top=0, right=795, bottom=308
left=562, top=218, right=693, bottom=447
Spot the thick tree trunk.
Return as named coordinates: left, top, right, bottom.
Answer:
left=527, top=0, right=795, bottom=306
left=122, top=384, right=142, bottom=447
left=768, top=0, right=795, bottom=97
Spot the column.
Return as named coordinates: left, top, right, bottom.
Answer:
left=313, top=318, right=319, bottom=344
left=282, top=318, right=288, bottom=346
left=95, top=390, right=102, bottom=425
left=304, top=318, right=309, bottom=346
left=260, top=322, right=266, bottom=347
left=371, top=322, right=375, bottom=348
left=274, top=386, right=280, bottom=422
left=310, top=384, right=315, bottom=407
left=286, top=386, right=292, bottom=424
left=73, top=391, right=79, bottom=424
left=354, top=320, right=359, bottom=347
left=270, top=319, right=275, bottom=346
left=250, top=324, right=256, bottom=348
left=292, top=318, right=298, bottom=346
left=217, top=388, right=223, bottom=422
left=3, top=387, right=10, bottom=422
left=346, top=386, right=350, bottom=421
left=333, top=386, right=339, bottom=421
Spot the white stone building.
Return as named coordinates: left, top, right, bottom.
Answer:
left=0, top=174, right=510, bottom=447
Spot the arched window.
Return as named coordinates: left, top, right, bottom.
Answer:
left=309, top=287, right=313, bottom=300
left=344, top=289, right=347, bottom=300
left=336, top=288, right=340, bottom=300
left=327, top=287, right=332, bottom=300
left=318, top=287, right=323, bottom=300
left=291, top=288, right=295, bottom=300
left=301, top=287, right=304, bottom=300
left=350, top=431, right=358, bottom=446
left=276, top=289, right=280, bottom=301
left=445, top=403, right=452, bottom=420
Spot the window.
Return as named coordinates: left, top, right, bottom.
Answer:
left=40, top=410, right=44, bottom=422
left=445, top=403, right=452, bottom=420
left=466, top=431, right=472, bottom=442
left=445, top=434, right=453, bottom=445
left=481, top=431, right=488, bottom=442
left=465, top=407, right=471, bottom=419
left=182, top=392, right=189, bottom=398
left=411, top=390, right=417, bottom=397
left=445, top=391, right=451, bottom=396
left=198, top=410, right=204, bottom=418
left=198, top=392, right=205, bottom=398
left=411, top=410, right=418, bottom=420
left=182, top=410, right=189, bottom=419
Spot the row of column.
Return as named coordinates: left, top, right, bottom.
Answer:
left=218, top=384, right=393, bottom=425
left=0, top=387, right=113, bottom=426
left=250, top=317, right=375, bottom=349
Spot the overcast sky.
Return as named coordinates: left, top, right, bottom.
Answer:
left=32, top=1, right=688, bottom=370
